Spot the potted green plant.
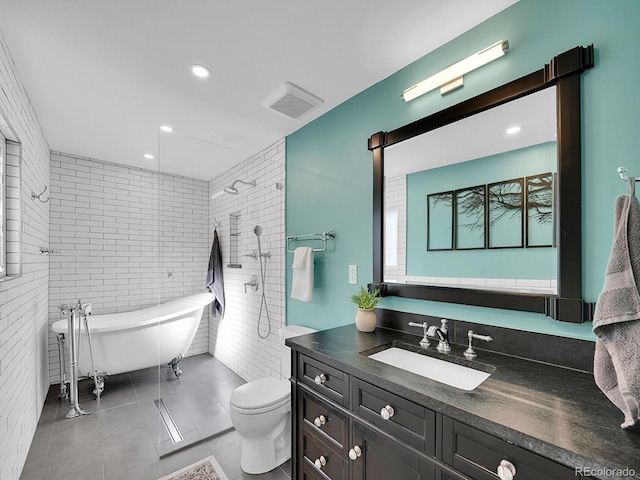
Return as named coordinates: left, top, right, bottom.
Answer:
left=350, top=286, right=381, bottom=332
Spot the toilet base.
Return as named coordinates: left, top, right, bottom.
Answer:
left=239, top=416, right=291, bottom=474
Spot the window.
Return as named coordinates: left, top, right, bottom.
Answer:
left=0, top=130, right=5, bottom=277
left=0, top=118, right=22, bottom=281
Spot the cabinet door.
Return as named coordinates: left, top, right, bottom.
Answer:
left=351, top=420, right=435, bottom=480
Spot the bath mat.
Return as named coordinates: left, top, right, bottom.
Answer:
left=159, top=455, right=229, bottom=480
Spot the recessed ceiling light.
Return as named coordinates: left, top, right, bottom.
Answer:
left=190, top=64, right=211, bottom=79
left=144, top=153, right=154, bottom=160
left=160, top=125, right=173, bottom=133
left=506, top=126, right=521, bottom=134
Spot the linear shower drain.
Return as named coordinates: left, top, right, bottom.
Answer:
left=154, top=398, right=184, bottom=444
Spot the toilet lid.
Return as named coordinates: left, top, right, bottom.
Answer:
left=230, top=378, right=290, bottom=411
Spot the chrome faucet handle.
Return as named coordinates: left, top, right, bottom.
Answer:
left=464, top=330, right=493, bottom=359
left=58, top=304, right=70, bottom=315
left=440, top=318, right=448, bottom=334
left=408, top=322, right=430, bottom=348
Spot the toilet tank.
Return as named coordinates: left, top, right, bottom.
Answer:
left=280, top=325, right=317, bottom=379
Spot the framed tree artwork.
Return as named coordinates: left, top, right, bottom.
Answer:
left=427, top=191, right=454, bottom=251
left=488, top=178, right=524, bottom=249
left=526, top=172, right=555, bottom=247
left=454, top=185, right=486, bottom=250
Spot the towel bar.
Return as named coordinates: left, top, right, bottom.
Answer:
left=286, top=230, right=336, bottom=253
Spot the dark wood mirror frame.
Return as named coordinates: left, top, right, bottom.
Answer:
left=369, top=45, right=595, bottom=323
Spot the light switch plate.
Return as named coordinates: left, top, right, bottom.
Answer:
left=349, top=265, right=357, bottom=284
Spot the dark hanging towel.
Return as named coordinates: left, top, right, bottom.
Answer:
left=206, top=229, right=225, bottom=318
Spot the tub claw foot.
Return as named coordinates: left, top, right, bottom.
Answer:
left=88, top=370, right=109, bottom=397
left=169, top=354, right=184, bottom=378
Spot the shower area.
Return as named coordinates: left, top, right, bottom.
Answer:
left=42, top=131, right=286, bottom=473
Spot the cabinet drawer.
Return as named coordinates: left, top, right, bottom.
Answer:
left=352, top=378, right=436, bottom=454
left=301, top=389, right=348, bottom=453
left=443, top=419, right=581, bottom=480
left=303, top=427, right=348, bottom=480
left=299, top=355, right=349, bottom=407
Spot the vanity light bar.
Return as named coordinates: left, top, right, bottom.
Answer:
left=402, top=40, right=509, bottom=101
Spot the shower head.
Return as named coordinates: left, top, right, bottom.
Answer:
left=224, top=179, right=256, bottom=195
left=253, top=225, right=262, bottom=237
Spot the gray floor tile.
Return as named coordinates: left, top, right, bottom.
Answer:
left=102, top=425, right=158, bottom=480
left=113, top=460, right=165, bottom=480
left=99, top=401, right=146, bottom=440
left=159, top=441, right=213, bottom=475
left=187, top=400, right=234, bottom=438
left=50, top=413, right=102, bottom=448
left=97, top=373, right=138, bottom=410
left=206, top=429, right=244, bottom=480
left=43, top=441, right=105, bottom=480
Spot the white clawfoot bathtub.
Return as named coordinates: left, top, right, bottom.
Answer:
left=52, top=292, right=215, bottom=382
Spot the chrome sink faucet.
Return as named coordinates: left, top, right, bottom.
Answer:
left=427, top=319, right=451, bottom=353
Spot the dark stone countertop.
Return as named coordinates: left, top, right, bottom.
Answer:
left=286, top=324, right=640, bottom=480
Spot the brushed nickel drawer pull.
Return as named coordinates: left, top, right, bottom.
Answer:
left=314, top=455, right=327, bottom=470
left=348, top=445, right=362, bottom=461
left=380, top=404, right=395, bottom=420
left=497, top=459, right=516, bottom=480
left=313, top=415, right=326, bottom=427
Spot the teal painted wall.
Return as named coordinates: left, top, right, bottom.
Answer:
left=407, top=142, right=557, bottom=279
left=286, top=0, right=640, bottom=339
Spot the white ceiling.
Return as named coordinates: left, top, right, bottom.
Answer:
left=0, top=0, right=518, bottom=181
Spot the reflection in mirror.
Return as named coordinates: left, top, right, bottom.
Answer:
left=384, top=87, right=557, bottom=294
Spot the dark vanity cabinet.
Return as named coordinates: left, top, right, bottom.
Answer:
left=296, top=380, right=436, bottom=480
left=291, top=352, right=583, bottom=480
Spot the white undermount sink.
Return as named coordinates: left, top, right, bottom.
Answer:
left=368, top=347, right=491, bottom=391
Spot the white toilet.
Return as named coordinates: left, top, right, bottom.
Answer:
left=229, top=325, right=317, bottom=474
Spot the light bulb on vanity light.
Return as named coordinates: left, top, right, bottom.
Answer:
left=402, top=40, right=509, bottom=101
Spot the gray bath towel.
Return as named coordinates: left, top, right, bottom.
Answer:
left=206, top=230, right=225, bottom=318
left=593, top=193, right=640, bottom=429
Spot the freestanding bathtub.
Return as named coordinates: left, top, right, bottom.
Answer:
left=52, top=292, right=215, bottom=388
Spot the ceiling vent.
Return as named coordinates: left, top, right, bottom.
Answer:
left=262, top=82, right=323, bottom=119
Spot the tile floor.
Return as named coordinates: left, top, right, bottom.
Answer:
left=19, top=354, right=292, bottom=480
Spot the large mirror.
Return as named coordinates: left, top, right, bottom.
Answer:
left=369, top=45, right=594, bottom=323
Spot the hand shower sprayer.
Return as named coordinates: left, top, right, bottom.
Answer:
left=254, top=225, right=272, bottom=339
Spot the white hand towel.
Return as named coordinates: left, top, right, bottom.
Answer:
left=291, top=247, right=314, bottom=303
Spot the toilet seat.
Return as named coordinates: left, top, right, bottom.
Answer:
left=230, top=378, right=290, bottom=415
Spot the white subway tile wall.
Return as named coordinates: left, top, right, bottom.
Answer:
left=0, top=33, right=51, bottom=480
left=208, top=139, right=285, bottom=383
left=48, top=153, right=210, bottom=383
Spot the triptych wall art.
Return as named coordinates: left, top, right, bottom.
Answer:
left=427, top=172, right=554, bottom=251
